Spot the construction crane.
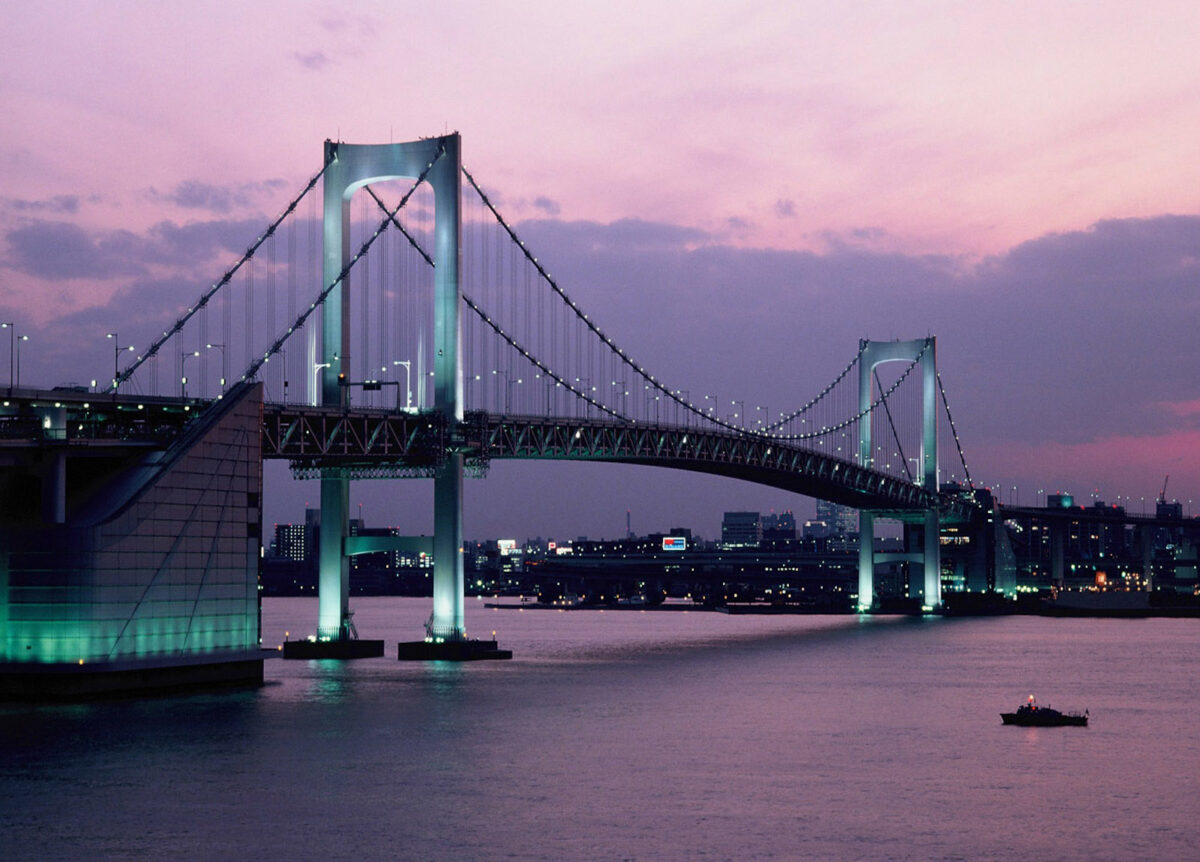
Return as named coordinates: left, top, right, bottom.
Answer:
left=1158, top=474, right=1169, bottom=504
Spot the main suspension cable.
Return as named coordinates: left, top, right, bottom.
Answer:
left=111, top=158, right=332, bottom=392
left=937, top=368, right=974, bottom=489
left=463, top=166, right=753, bottom=434
left=874, top=368, right=912, bottom=481
left=363, top=184, right=622, bottom=419
left=239, top=142, right=446, bottom=383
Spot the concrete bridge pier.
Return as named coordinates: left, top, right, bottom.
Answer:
left=283, top=134, right=508, bottom=660
left=316, top=474, right=350, bottom=640
left=922, top=509, right=942, bottom=606
left=857, top=510, right=940, bottom=610
left=430, top=453, right=465, bottom=640
left=856, top=337, right=941, bottom=612
left=857, top=511, right=875, bottom=610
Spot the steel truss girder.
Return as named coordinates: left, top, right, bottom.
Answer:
left=259, top=407, right=970, bottom=518
left=466, top=415, right=967, bottom=517
left=261, top=405, right=446, bottom=464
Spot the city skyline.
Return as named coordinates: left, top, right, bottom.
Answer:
left=3, top=2, right=1198, bottom=538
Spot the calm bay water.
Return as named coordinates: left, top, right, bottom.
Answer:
left=2, top=597, right=1198, bottom=860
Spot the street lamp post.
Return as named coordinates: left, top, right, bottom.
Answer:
left=493, top=370, right=510, bottom=414
left=1, top=322, right=14, bottom=394
left=508, top=377, right=522, bottom=413
left=14, top=332, right=29, bottom=390
left=312, top=362, right=331, bottom=406
left=106, top=332, right=135, bottom=392
left=180, top=350, right=200, bottom=398
left=392, top=360, right=412, bottom=411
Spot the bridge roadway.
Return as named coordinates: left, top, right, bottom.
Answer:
left=0, top=387, right=973, bottom=521
left=265, top=405, right=972, bottom=520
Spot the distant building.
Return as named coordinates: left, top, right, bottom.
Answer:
left=273, top=507, right=320, bottom=563
left=816, top=499, right=858, bottom=535
left=721, top=511, right=761, bottom=548
left=762, top=511, right=796, bottom=541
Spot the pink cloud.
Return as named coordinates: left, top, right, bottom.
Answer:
left=1157, top=399, right=1200, bottom=418
left=979, top=430, right=1200, bottom=503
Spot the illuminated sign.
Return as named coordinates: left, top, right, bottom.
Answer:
left=662, top=536, right=687, bottom=551
left=555, top=545, right=573, bottom=555
left=548, top=541, right=557, bottom=551
left=498, top=539, right=517, bottom=556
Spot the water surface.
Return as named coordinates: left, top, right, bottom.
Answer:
left=2, top=598, right=1197, bottom=860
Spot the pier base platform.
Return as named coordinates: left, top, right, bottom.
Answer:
left=397, top=639, right=513, bottom=661
left=0, top=651, right=266, bottom=701
left=282, top=639, right=385, bottom=660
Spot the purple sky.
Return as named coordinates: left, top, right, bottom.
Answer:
left=2, top=2, right=1199, bottom=540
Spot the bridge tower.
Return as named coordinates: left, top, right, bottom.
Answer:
left=856, top=337, right=941, bottom=610
left=316, top=135, right=465, bottom=643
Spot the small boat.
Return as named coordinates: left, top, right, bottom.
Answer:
left=1001, top=695, right=1087, bottom=727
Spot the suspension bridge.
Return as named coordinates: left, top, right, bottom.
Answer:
left=0, top=134, right=990, bottom=683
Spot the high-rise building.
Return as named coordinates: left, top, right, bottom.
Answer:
left=762, top=511, right=796, bottom=540
left=274, top=507, right=320, bottom=563
left=721, top=511, right=761, bottom=548
left=815, top=499, right=858, bottom=535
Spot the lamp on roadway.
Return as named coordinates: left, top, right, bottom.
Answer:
left=312, top=361, right=332, bottom=407
left=107, top=332, right=136, bottom=392
left=180, top=350, right=200, bottom=398
left=492, top=369, right=510, bottom=414
left=16, top=333, right=29, bottom=390
left=1, top=322, right=14, bottom=394
left=392, top=360, right=412, bottom=412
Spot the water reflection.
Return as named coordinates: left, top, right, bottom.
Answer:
left=303, top=660, right=356, bottom=702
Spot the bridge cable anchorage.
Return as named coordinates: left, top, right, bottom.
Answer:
left=238, top=142, right=447, bottom=383
left=936, top=368, right=974, bottom=489
left=875, top=367, right=912, bottom=481
left=361, top=186, right=627, bottom=420
left=109, top=156, right=335, bottom=393
left=463, top=166, right=757, bottom=436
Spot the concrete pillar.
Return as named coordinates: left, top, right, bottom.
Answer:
left=38, top=408, right=68, bottom=525
left=858, top=511, right=875, bottom=610
left=316, top=135, right=462, bottom=642
left=431, top=453, right=465, bottom=639
left=317, top=474, right=349, bottom=639
left=858, top=337, right=939, bottom=609
left=429, top=136, right=465, bottom=640
left=924, top=508, right=941, bottom=606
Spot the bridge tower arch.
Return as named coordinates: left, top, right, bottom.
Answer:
left=317, top=135, right=464, bottom=641
left=856, top=337, right=941, bottom=610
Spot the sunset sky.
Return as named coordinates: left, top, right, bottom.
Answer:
left=2, top=1, right=1198, bottom=538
